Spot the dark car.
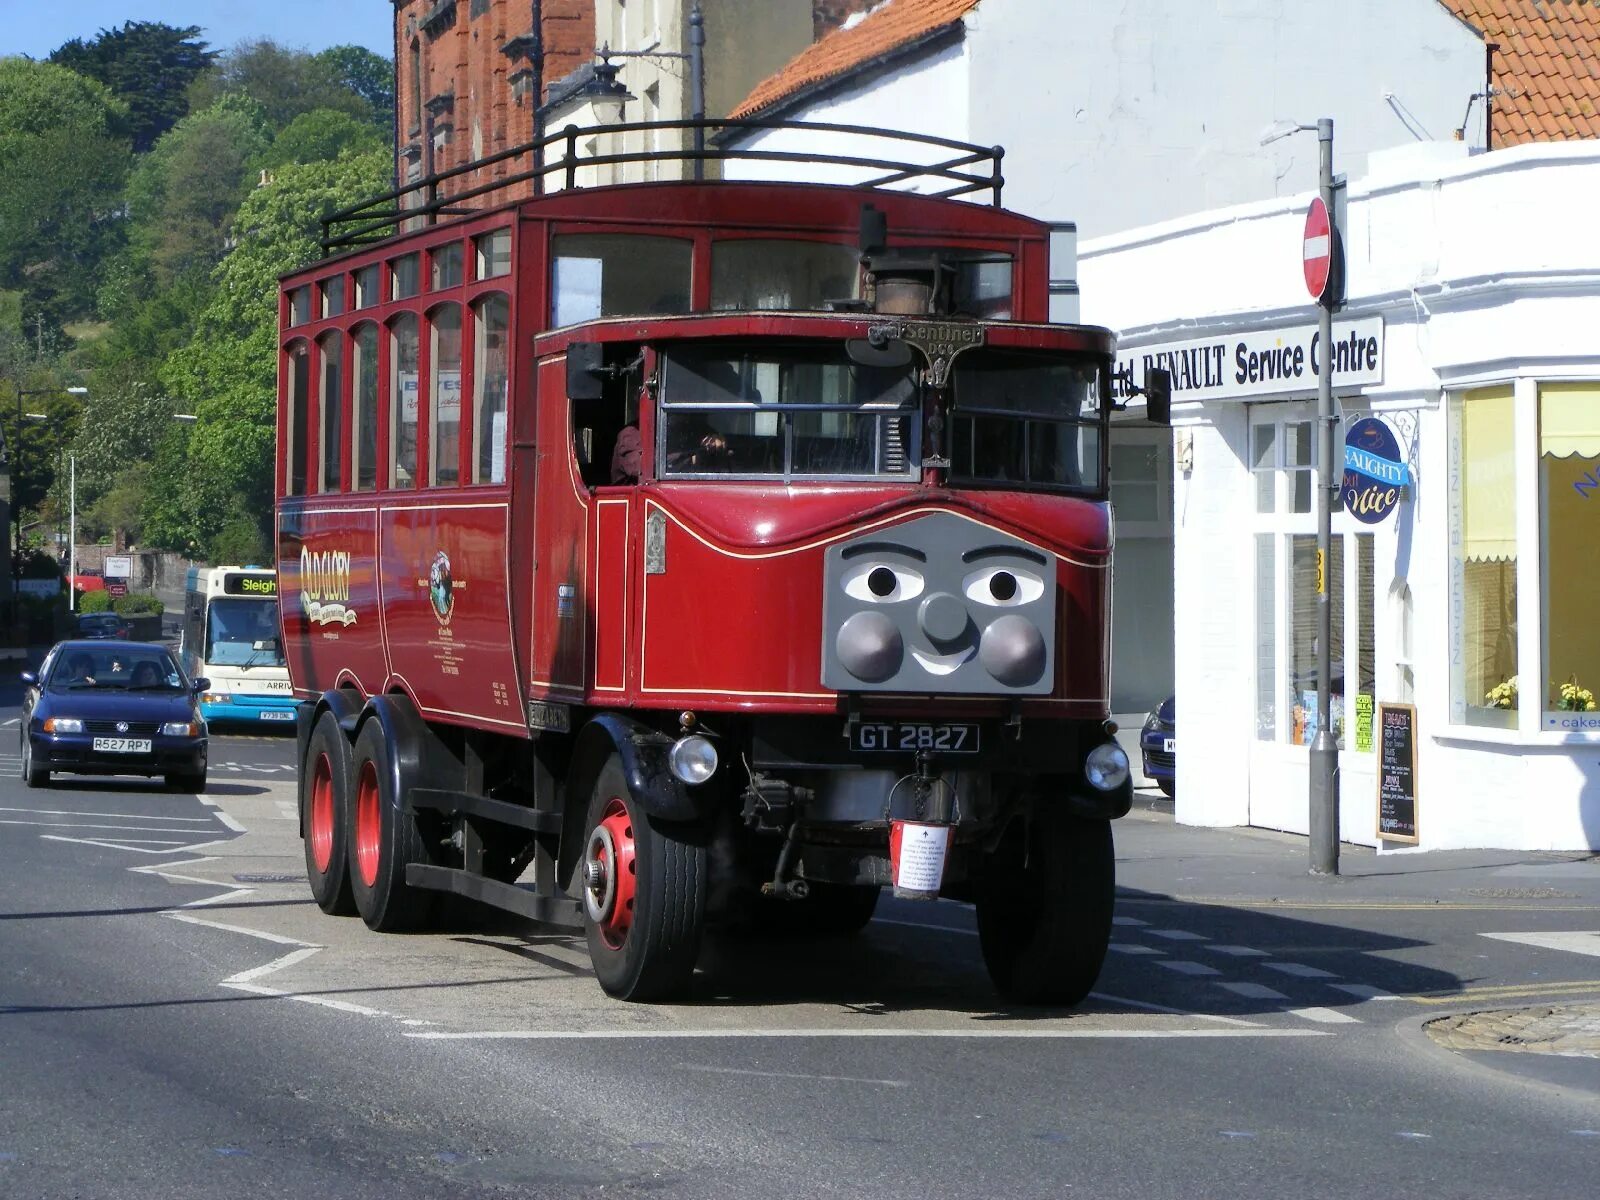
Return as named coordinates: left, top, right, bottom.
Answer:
left=75, top=612, right=129, bottom=640
left=21, top=641, right=209, bottom=791
left=1140, top=695, right=1175, bottom=797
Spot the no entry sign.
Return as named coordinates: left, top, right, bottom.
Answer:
left=1303, top=196, right=1332, bottom=302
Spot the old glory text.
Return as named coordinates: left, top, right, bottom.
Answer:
left=1114, top=316, right=1384, bottom=404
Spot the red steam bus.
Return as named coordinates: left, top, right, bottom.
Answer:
left=277, top=121, right=1169, bottom=1001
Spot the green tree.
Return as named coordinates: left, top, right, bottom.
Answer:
left=158, top=146, right=391, bottom=556
left=1, top=380, right=83, bottom=522
left=261, top=108, right=384, bottom=170
left=187, top=40, right=372, bottom=133
left=50, top=21, right=217, bottom=153
left=0, top=58, right=130, bottom=328
left=313, top=45, right=395, bottom=129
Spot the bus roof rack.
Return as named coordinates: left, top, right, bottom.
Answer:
left=320, top=118, right=1005, bottom=256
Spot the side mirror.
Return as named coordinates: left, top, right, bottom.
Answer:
left=19, top=670, right=37, bottom=686
left=1145, top=367, right=1172, bottom=426
left=566, top=341, right=606, bottom=401
left=191, top=677, right=211, bottom=694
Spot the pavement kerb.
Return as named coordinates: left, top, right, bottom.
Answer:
left=1393, top=1004, right=1600, bottom=1105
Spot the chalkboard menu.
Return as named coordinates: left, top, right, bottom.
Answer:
left=1376, top=702, right=1418, bottom=844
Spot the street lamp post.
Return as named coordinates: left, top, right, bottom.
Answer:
left=7, top=385, right=88, bottom=643
left=1261, top=117, right=1342, bottom=876
left=590, top=0, right=707, bottom=179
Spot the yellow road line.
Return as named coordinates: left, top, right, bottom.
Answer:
left=1405, top=980, right=1600, bottom=1006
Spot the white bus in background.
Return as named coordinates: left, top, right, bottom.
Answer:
left=180, top=566, right=296, bottom=725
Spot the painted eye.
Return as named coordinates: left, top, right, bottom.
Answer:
left=843, top=560, right=925, bottom=603
left=962, top=566, right=1045, bottom=607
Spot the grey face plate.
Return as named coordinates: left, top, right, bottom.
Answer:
left=821, top=511, right=1057, bottom=695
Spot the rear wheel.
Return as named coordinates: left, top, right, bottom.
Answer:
left=348, top=718, right=436, bottom=931
left=303, top=712, right=356, bottom=916
left=20, top=736, right=48, bottom=788
left=581, top=755, right=707, bottom=1000
left=974, top=809, right=1114, bottom=1006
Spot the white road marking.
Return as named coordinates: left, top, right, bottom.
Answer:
left=212, top=810, right=247, bottom=833
left=1216, top=982, right=1288, bottom=1000
left=1109, top=943, right=1164, bottom=955
left=1204, top=945, right=1271, bottom=957
left=0, top=807, right=213, bottom=822
left=130, top=857, right=225, bottom=886
left=6, top=819, right=209, bottom=831
left=163, top=912, right=315, bottom=947
left=1112, top=916, right=1148, bottom=927
left=1088, top=992, right=1260, bottom=1026
left=222, top=947, right=322, bottom=987
left=40, top=834, right=210, bottom=854
left=679, top=1064, right=908, bottom=1087
left=1289, top=1007, right=1361, bottom=1025
left=406, top=1027, right=1331, bottom=1042
left=1482, top=930, right=1600, bottom=957
left=1157, top=960, right=1222, bottom=976
left=1263, top=962, right=1338, bottom=979
left=1329, top=983, right=1401, bottom=1001
left=1147, top=929, right=1208, bottom=941
left=180, top=888, right=255, bottom=909
left=2, top=718, right=19, bottom=727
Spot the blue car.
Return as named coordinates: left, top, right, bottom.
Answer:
left=21, top=641, right=209, bottom=791
left=1140, top=695, right=1175, bottom=797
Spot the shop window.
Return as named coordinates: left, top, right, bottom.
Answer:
left=551, top=233, right=691, bottom=326
left=285, top=341, right=310, bottom=495
left=354, top=264, right=379, bottom=309
left=475, top=229, right=510, bottom=279
left=317, top=332, right=343, bottom=493
left=390, top=314, right=419, bottom=488
left=391, top=253, right=420, bottom=301
left=472, top=294, right=509, bottom=484
left=710, top=240, right=860, bottom=312
left=1448, top=386, right=1518, bottom=728
left=352, top=324, right=380, bottom=490
left=1253, top=420, right=1311, bottom=513
left=1110, top=438, right=1169, bottom=533
left=1539, top=382, right=1600, bottom=731
left=430, top=242, right=463, bottom=290
left=430, top=304, right=462, bottom=486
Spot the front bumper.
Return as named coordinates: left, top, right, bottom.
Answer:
left=200, top=693, right=298, bottom=724
left=1140, top=728, right=1175, bottom=781
left=30, top=732, right=208, bottom=777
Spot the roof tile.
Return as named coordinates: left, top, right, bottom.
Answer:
left=1443, top=1, right=1600, bottom=146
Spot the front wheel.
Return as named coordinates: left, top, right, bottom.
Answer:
left=581, top=755, right=707, bottom=1001
left=20, top=736, right=48, bottom=788
left=974, top=810, right=1114, bottom=1006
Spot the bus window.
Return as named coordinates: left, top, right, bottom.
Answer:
left=899, top=248, right=1014, bottom=319
left=318, top=331, right=343, bottom=492
left=286, top=341, right=311, bottom=495
left=472, top=294, right=509, bottom=484
left=950, top=350, right=1104, bottom=490
left=475, top=228, right=510, bottom=279
left=430, top=304, right=461, bottom=486
left=391, top=253, right=420, bottom=300
left=710, top=240, right=861, bottom=312
left=391, top=314, right=419, bottom=488
left=430, top=242, right=463, bottom=290
left=352, top=323, right=379, bottom=490
left=551, top=234, right=691, bottom=326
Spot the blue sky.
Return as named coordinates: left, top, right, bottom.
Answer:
left=7, top=1, right=395, bottom=59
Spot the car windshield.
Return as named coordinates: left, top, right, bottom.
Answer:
left=658, top=343, right=919, bottom=480
left=48, top=648, right=183, bottom=692
left=205, top=597, right=285, bottom=667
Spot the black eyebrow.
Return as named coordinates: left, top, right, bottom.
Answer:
left=961, top=544, right=1047, bottom=565
left=841, top=541, right=927, bottom=562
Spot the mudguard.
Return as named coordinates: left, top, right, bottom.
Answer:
left=357, top=692, right=463, bottom=813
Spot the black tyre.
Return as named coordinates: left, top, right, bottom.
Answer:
left=348, top=718, right=436, bottom=931
left=20, top=736, right=49, bottom=788
left=165, top=771, right=207, bottom=793
left=756, top=883, right=880, bottom=938
left=580, top=754, right=707, bottom=1001
left=974, top=810, right=1114, bottom=1006
left=1157, top=778, right=1175, bottom=799
left=302, top=711, right=356, bottom=916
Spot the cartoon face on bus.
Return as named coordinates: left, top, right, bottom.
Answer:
left=821, top=511, right=1057, bottom=695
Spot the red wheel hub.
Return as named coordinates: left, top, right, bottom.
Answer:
left=309, top=752, right=335, bottom=874
left=582, top=798, right=637, bottom=949
left=354, top=760, right=381, bottom=888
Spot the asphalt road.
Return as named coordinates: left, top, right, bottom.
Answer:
left=2, top=689, right=1598, bottom=1198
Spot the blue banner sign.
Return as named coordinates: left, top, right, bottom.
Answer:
left=1341, top=417, right=1408, bottom=524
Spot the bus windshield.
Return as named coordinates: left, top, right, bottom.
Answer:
left=949, top=350, right=1105, bottom=492
left=205, top=597, right=285, bottom=667
left=658, top=344, right=918, bottom=480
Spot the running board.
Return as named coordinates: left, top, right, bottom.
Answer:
left=407, top=863, right=582, bottom=928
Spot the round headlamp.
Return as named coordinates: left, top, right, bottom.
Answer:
left=668, top=734, right=719, bottom=785
left=1084, top=742, right=1130, bottom=792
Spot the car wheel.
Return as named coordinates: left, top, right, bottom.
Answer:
left=21, top=735, right=49, bottom=788
left=974, top=810, right=1115, bottom=1006
left=302, top=711, right=356, bottom=916
left=1157, top=779, right=1175, bottom=799
left=581, top=754, right=708, bottom=1001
